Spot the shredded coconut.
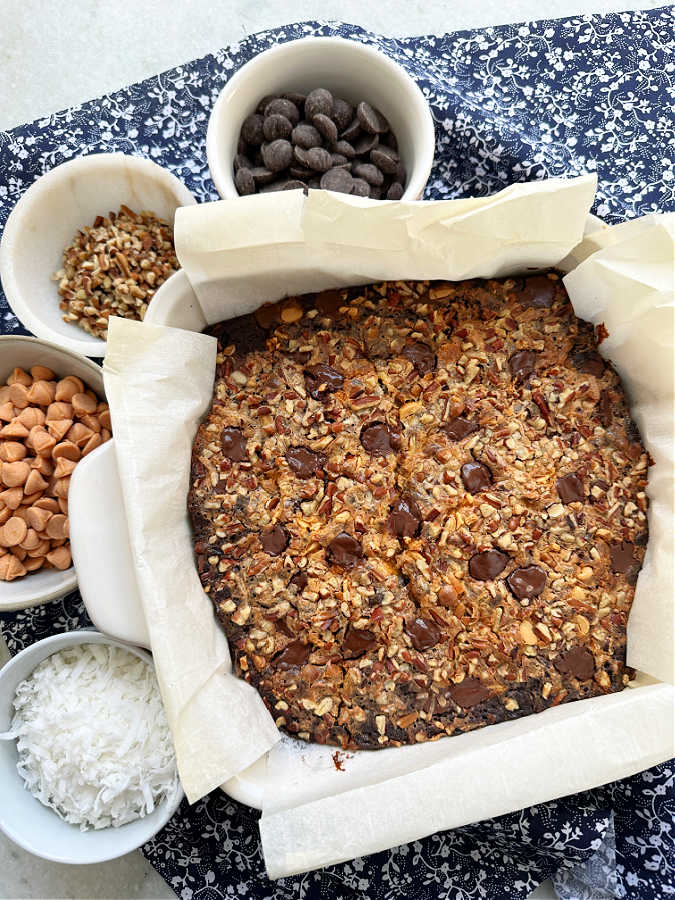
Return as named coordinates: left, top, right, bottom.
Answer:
left=5, top=643, right=178, bottom=830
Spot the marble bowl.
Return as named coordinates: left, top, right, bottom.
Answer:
left=206, top=36, right=435, bottom=200
left=0, top=153, right=195, bottom=358
left=0, top=629, right=183, bottom=864
left=0, top=335, right=105, bottom=612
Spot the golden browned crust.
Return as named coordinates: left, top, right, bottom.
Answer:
left=189, top=274, right=649, bottom=750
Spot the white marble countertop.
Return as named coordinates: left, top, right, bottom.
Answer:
left=0, top=1, right=661, bottom=897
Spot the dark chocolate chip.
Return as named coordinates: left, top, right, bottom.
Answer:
left=506, top=565, right=547, bottom=601
left=332, top=97, right=354, bottom=132
left=306, top=146, right=333, bottom=172
left=509, top=350, right=537, bottom=380
left=401, top=341, right=436, bottom=375
left=334, top=139, right=356, bottom=159
left=330, top=153, right=350, bottom=168
left=443, top=416, right=479, bottom=441
left=360, top=421, right=397, bottom=455
left=221, top=426, right=247, bottom=461
left=327, top=532, right=363, bottom=567
left=610, top=541, right=638, bottom=574
left=261, top=525, right=289, bottom=556
left=275, top=639, right=310, bottom=670
left=313, top=113, right=338, bottom=145
left=285, top=446, right=326, bottom=479
left=386, top=182, right=404, bottom=200
left=291, top=122, right=322, bottom=149
left=353, top=133, right=379, bottom=155
left=289, top=165, right=313, bottom=179
left=283, top=92, right=306, bottom=108
left=249, top=166, right=275, bottom=184
left=256, top=94, right=277, bottom=115
left=304, top=88, right=333, bottom=120
left=556, top=472, right=585, bottom=504
left=387, top=495, right=422, bottom=538
left=469, top=550, right=508, bottom=580
left=314, top=289, right=345, bottom=316
left=384, top=131, right=398, bottom=150
left=263, top=113, right=293, bottom=142
left=368, top=185, right=382, bottom=201
left=304, top=363, right=344, bottom=399
left=351, top=178, right=370, bottom=197
left=448, top=677, right=490, bottom=708
left=320, top=168, right=354, bottom=194
left=264, top=97, right=300, bottom=125
left=289, top=572, right=308, bottom=592
left=241, top=113, right=264, bottom=145
left=571, top=350, right=605, bottom=377
left=340, top=117, right=362, bottom=142
left=234, top=153, right=252, bottom=171
left=394, top=161, right=406, bottom=184
left=343, top=626, right=377, bottom=658
left=555, top=646, right=594, bottom=681
left=357, top=101, right=389, bottom=134
left=517, top=275, right=556, bottom=308
left=352, top=162, right=384, bottom=186
left=234, top=167, right=255, bottom=195
left=280, top=180, right=307, bottom=191
left=370, top=146, right=399, bottom=174
left=461, top=460, right=493, bottom=493
left=261, top=139, right=293, bottom=172
left=407, top=617, right=441, bottom=651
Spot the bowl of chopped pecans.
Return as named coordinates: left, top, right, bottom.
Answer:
left=0, top=336, right=110, bottom=610
left=0, top=153, right=195, bottom=358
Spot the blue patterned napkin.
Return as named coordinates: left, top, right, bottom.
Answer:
left=1, top=9, right=673, bottom=899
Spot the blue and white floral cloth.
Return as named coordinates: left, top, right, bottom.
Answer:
left=0, top=9, right=673, bottom=899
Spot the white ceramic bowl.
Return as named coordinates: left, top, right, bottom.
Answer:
left=0, top=336, right=106, bottom=612
left=206, top=37, right=435, bottom=201
left=0, top=153, right=196, bottom=358
left=0, top=629, right=183, bottom=864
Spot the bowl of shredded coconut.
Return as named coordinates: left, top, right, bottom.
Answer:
left=0, top=629, right=182, bottom=863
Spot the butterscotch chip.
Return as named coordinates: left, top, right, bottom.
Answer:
left=30, top=455, right=53, bottom=477
left=20, top=528, right=41, bottom=551
left=26, top=506, right=52, bottom=532
left=8, top=368, right=32, bottom=387
left=72, top=392, right=97, bottom=416
left=0, top=441, right=27, bottom=462
left=22, top=491, right=44, bottom=506
left=8, top=383, right=29, bottom=408
left=46, top=402, right=73, bottom=421
left=47, top=419, right=73, bottom=442
left=52, top=476, right=71, bottom=499
left=0, top=508, right=11, bottom=526
left=46, top=545, right=71, bottom=570
left=189, top=275, right=648, bottom=751
left=57, top=498, right=68, bottom=515
left=67, top=423, right=92, bottom=447
left=0, top=420, right=29, bottom=439
left=17, top=406, right=45, bottom=428
left=0, top=401, right=15, bottom=421
left=52, top=441, right=80, bottom=462
left=0, top=487, right=23, bottom=510
left=24, top=469, right=48, bottom=495
left=46, top=514, right=69, bottom=540
left=53, top=457, right=77, bottom=478
left=30, top=365, right=55, bottom=381
left=11, top=546, right=27, bottom=561
left=0, top=554, right=26, bottom=580
left=82, top=433, right=102, bottom=456
left=23, top=556, right=45, bottom=572
left=54, top=379, right=79, bottom=402
left=99, top=408, right=111, bottom=429
left=34, top=497, right=59, bottom=512
left=27, top=539, right=50, bottom=558
left=1, top=517, right=28, bottom=547
left=27, top=381, right=56, bottom=406
left=79, top=414, right=101, bottom=434
left=1, top=460, right=29, bottom=487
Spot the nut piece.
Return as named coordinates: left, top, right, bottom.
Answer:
left=519, top=620, right=538, bottom=645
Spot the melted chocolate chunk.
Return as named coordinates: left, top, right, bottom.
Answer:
left=461, top=460, right=493, bottom=493
left=469, top=550, right=508, bottom=580
left=254, top=302, right=281, bottom=330
left=449, top=677, right=490, bottom=708
left=211, top=313, right=267, bottom=356
left=401, top=341, right=436, bottom=375
left=509, top=350, right=537, bottom=380
left=610, top=541, right=638, bottom=574
left=285, top=446, right=326, bottom=479
left=556, top=472, right=585, bottom=504
left=327, top=532, right=363, bottom=567
left=360, top=421, right=397, bottom=455
left=220, top=426, right=247, bottom=462
left=506, top=565, right=547, bottom=601
left=387, top=495, right=422, bottom=538
left=289, top=572, right=308, bottom=591
left=314, top=289, right=345, bottom=317
left=517, top=275, right=556, bottom=308
left=555, top=646, right=595, bottom=681
left=571, top=350, right=605, bottom=377
left=275, top=639, right=310, bottom=670
left=407, top=617, right=442, bottom=651
left=443, top=416, right=479, bottom=441
left=304, top=363, right=344, bottom=399
left=343, top=626, right=377, bottom=658
left=261, top=525, right=289, bottom=555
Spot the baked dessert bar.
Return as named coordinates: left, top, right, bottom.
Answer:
left=189, top=274, right=649, bottom=750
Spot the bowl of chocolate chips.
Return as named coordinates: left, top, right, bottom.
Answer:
left=206, top=36, right=435, bottom=201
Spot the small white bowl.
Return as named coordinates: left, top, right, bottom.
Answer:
left=0, top=629, right=183, bottom=864
left=207, top=37, right=435, bottom=201
left=0, top=153, right=196, bottom=358
left=0, top=335, right=106, bottom=612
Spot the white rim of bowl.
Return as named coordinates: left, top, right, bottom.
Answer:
left=0, top=629, right=184, bottom=864
left=206, top=36, right=436, bottom=201
left=0, top=153, right=196, bottom=358
left=0, top=335, right=106, bottom=610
